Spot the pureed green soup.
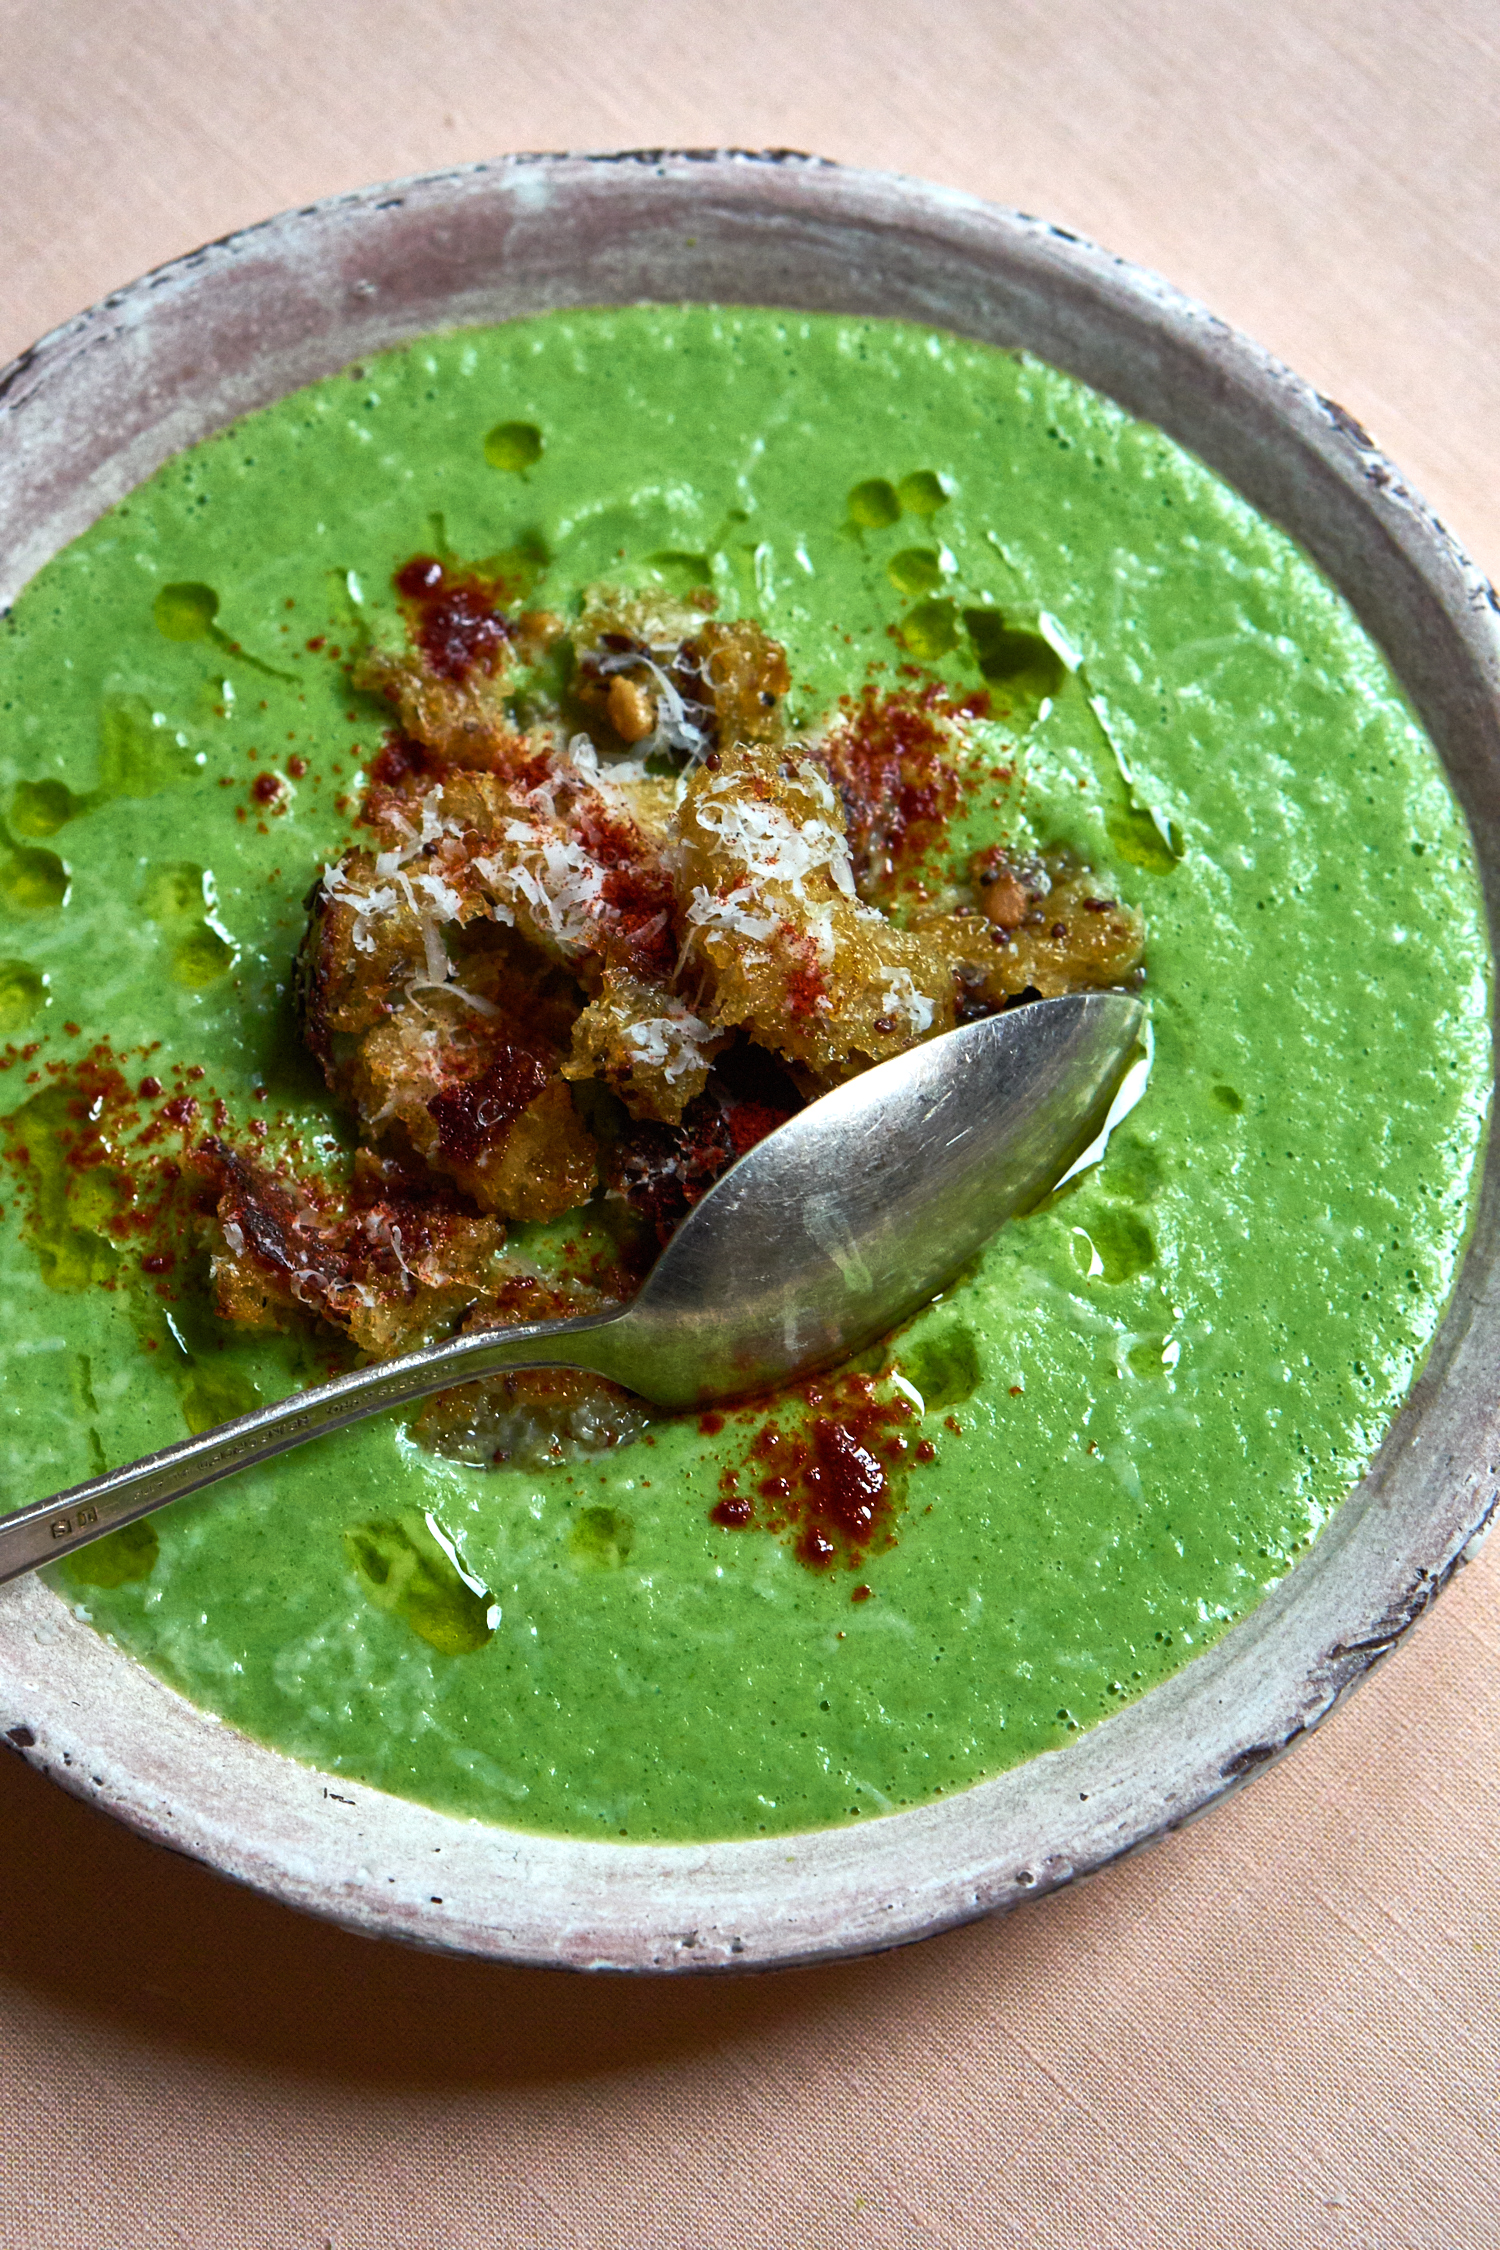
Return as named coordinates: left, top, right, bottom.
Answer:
left=0, top=310, right=1488, bottom=1841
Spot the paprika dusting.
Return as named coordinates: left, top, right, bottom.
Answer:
left=7, top=545, right=1142, bottom=1565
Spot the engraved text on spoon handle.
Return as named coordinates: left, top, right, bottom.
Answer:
left=0, top=1309, right=626, bottom=1586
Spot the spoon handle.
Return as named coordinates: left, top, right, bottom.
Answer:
left=0, top=1308, right=626, bottom=1588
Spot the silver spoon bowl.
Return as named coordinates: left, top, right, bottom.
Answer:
left=0, top=991, right=1143, bottom=1585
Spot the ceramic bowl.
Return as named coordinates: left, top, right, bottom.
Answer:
left=2, top=152, right=1497, bottom=1972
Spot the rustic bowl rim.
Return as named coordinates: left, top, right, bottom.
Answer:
left=1, top=149, right=1496, bottom=1974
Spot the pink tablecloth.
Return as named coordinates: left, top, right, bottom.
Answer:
left=1, top=4, right=1496, bottom=2242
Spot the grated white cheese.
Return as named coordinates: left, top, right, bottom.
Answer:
left=405, top=867, right=465, bottom=922
left=372, top=795, right=449, bottom=880
left=693, top=773, right=856, bottom=901
left=684, top=884, right=780, bottom=943
left=804, top=902, right=838, bottom=966
left=320, top=864, right=400, bottom=955
left=877, top=967, right=935, bottom=1036
left=620, top=1003, right=718, bottom=1082
left=417, top=914, right=451, bottom=989
left=405, top=978, right=500, bottom=1018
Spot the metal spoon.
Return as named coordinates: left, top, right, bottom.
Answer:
left=0, top=991, right=1144, bottom=1585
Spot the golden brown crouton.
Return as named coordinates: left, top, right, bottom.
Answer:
left=673, top=743, right=957, bottom=1087
left=691, top=619, right=791, bottom=748
left=271, top=567, right=1147, bottom=1474
left=194, top=1138, right=505, bottom=1356
left=563, top=965, right=727, bottom=1124
left=935, top=850, right=1146, bottom=1006
left=345, top=1002, right=597, bottom=1222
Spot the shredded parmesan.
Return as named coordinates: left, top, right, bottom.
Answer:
left=405, top=978, right=500, bottom=1018
left=877, top=968, right=935, bottom=1035
left=684, top=884, right=780, bottom=943
left=321, top=864, right=400, bottom=955
left=693, top=775, right=856, bottom=901
left=620, top=1004, right=718, bottom=1083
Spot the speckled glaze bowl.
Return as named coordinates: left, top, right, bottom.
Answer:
left=1, top=152, right=1496, bottom=1972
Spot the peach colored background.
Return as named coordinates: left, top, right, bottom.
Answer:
left=2, top=3, right=1498, bottom=2244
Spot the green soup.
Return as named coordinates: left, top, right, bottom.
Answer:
left=0, top=308, right=1487, bottom=1841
